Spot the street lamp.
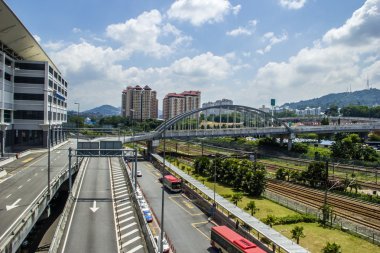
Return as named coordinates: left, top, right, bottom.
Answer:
left=130, top=109, right=136, bottom=188
left=44, top=89, right=55, bottom=199
left=74, top=102, right=80, bottom=171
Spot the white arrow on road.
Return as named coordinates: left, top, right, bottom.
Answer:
left=89, top=200, right=99, bottom=213
left=6, top=198, right=21, bottom=211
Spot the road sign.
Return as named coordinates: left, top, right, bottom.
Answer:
left=271, top=99, right=276, bottom=106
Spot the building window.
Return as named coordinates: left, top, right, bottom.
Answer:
left=5, top=58, right=12, bottom=67
left=15, top=62, right=45, bottom=70
left=14, top=76, right=44, bottom=84
left=49, top=66, right=53, bottom=75
left=4, top=110, right=11, bottom=123
left=54, top=71, right=58, bottom=79
left=4, top=72, right=12, bottom=82
left=14, top=110, right=44, bottom=120
left=14, top=93, right=44, bottom=101
left=49, top=79, right=53, bottom=87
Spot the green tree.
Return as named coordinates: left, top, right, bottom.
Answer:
left=320, top=204, right=334, bottom=226
left=304, top=161, right=326, bottom=188
left=321, top=117, right=329, bottom=125
left=322, top=242, right=341, bottom=253
left=245, top=201, right=259, bottom=216
left=291, top=225, right=305, bottom=244
left=276, top=168, right=287, bottom=180
left=231, top=193, right=243, bottom=206
left=193, top=156, right=210, bottom=175
left=262, top=214, right=276, bottom=227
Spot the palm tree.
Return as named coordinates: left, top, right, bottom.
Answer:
left=245, top=201, right=259, bottom=216
left=263, top=214, right=276, bottom=228
left=322, top=242, right=341, bottom=253
left=291, top=225, right=305, bottom=244
left=231, top=193, right=243, bottom=206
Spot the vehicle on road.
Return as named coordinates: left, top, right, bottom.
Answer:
left=154, top=236, right=170, bottom=253
left=211, top=226, right=266, bottom=253
left=162, top=174, right=182, bottom=193
left=142, top=208, right=153, bottom=223
left=137, top=170, right=142, bottom=177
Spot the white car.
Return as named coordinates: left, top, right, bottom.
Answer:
left=154, top=236, right=170, bottom=253
left=137, top=170, right=142, bottom=177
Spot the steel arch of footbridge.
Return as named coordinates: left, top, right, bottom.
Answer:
left=154, top=104, right=292, bottom=137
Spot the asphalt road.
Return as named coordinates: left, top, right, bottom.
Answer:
left=137, top=161, right=217, bottom=253
left=60, top=157, right=118, bottom=253
left=0, top=140, right=74, bottom=243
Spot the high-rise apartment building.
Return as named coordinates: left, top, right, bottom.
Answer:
left=0, top=1, right=68, bottom=153
left=163, top=90, right=201, bottom=119
left=121, top=85, right=158, bottom=121
left=202, top=98, right=233, bottom=116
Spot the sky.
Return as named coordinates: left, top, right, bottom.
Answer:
left=5, top=0, right=380, bottom=111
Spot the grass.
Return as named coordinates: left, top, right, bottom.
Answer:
left=274, top=222, right=380, bottom=253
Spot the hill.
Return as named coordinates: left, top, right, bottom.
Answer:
left=282, top=88, right=380, bottom=110
left=82, top=105, right=120, bottom=116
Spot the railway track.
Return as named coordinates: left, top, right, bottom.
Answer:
left=267, top=180, right=380, bottom=231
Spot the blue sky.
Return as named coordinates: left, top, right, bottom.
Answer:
left=5, top=0, right=380, bottom=111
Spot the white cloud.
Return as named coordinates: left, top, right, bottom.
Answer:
left=226, top=20, right=258, bottom=36
left=278, top=0, right=307, bottom=10
left=44, top=41, right=66, bottom=51
left=72, top=27, right=81, bottom=33
left=248, top=0, right=380, bottom=107
left=167, top=0, right=240, bottom=26
left=256, top=31, right=288, bottom=54
left=33, top=34, right=41, bottom=43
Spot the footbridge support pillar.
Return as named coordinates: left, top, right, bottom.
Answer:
left=288, top=133, right=295, bottom=151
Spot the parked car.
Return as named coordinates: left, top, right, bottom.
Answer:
left=137, top=170, right=142, bottom=177
left=154, top=236, right=170, bottom=253
left=142, top=208, right=153, bottom=223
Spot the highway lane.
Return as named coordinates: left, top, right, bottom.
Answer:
left=60, top=157, right=118, bottom=253
left=0, top=140, right=74, bottom=242
left=137, top=161, right=217, bottom=253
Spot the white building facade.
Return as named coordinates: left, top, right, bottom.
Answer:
left=0, top=1, right=68, bottom=153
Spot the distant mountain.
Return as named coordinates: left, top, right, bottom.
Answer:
left=83, top=105, right=120, bottom=116
left=282, top=88, right=380, bottom=110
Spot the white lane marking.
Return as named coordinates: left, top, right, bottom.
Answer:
left=27, top=179, right=31, bottom=182
left=41, top=168, right=45, bottom=171
left=61, top=158, right=89, bottom=252
left=119, top=216, right=134, bottom=225
left=121, top=229, right=138, bottom=239
left=116, top=193, right=128, bottom=198
left=5, top=194, right=12, bottom=199
left=34, top=173, right=38, bottom=176
left=17, top=185, right=23, bottom=189
left=118, top=206, right=131, bottom=212
left=115, top=189, right=128, bottom=195
left=6, top=198, right=22, bottom=211
left=126, top=245, right=143, bottom=253
left=117, top=201, right=130, bottom=208
left=118, top=211, right=133, bottom=219
left=122, top=236, right=140, bottom=247
left=89, top=200, right=99, bottom=213
left=120, top=222, right=137, bottom=232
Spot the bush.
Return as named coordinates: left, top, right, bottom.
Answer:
left=220, top=194, right=232, bottom=199
left=276, top=214, right=316, bottom=225
left=292, top=142, right=309, bottom=153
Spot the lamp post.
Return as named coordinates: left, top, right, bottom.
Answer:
left=45, top=89, right=55, bottom=199
left=74, top=102, right=80, bottom=171
left=160, top=116, right=167, bottom=253
left=130, top=109, right=135, bottom=187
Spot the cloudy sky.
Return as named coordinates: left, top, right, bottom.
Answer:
left=5, top=0, right=380, bottom=111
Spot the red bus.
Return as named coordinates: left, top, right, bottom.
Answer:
left=211, top=226, right=266, bottom=253
left=162, top=175, right=182, bottom=192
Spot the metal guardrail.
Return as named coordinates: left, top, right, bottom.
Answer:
left=49, top=158, right=88, bottom=253
left=0, top=160, right=80, bottom=253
